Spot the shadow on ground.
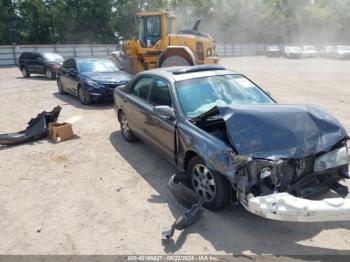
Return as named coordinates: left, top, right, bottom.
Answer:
left=109, top=131, right=350, bottom=257
left=16, top=75, right=54, bottom=81
left=53, top=92, right=113, bottom=111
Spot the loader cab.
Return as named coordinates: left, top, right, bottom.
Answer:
left=136, top=11, right=175, bottom=48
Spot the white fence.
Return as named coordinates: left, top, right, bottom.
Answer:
left=0, top=43, right=273, bottom=67
left=216, top=43, right=272, bottom=57
left=0, top=44, right=119, bottom=67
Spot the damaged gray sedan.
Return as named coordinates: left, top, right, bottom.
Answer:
left=113, top=65, right=350, bottom=222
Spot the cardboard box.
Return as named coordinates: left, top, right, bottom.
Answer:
left=48, top=122, right=74, bottom=142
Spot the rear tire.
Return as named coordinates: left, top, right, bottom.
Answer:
left=187, top=156, right=231, bottom=210
left=78, top=86, right=92, bottom=105
left=21, top=67, right=30, bottom=77
left=161, top=56, right=190, bottom=67
left=118, top=111, right=137, bottom=142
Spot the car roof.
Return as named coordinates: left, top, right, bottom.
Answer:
left=139, top=65, right=239, bottom=82
left=21, top=51, right=59, bottom=55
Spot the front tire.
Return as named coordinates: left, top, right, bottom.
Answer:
left=78, top=86, right=92, bottom=105
left=57, top=78, right=65, bottom=94
left=45, top=69, right=55, bottom=80
left=187, top=156, right=231, bottom=210
left=118, top=111, right=137, bottom=142
left=161, top=56, right=190, bottom=67
left=21, top=67, right=30, bottom=77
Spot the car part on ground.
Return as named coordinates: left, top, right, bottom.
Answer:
left=162, top=174, right=204, bottom=240
left=0, top=106, right=61, bottom=146
left=246, top=192, right=350, bottom=222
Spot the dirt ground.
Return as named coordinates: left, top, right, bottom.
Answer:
left=0, top=57, right=349, bottom=256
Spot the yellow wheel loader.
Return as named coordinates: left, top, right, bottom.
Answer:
left=111, top=11, right=219, bottom=75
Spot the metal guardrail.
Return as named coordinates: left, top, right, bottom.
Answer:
left=0, top=43, right=282, bottom=67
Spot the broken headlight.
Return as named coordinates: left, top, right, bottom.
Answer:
left=86, top=80, right=102, bottom=88
left=314, top=146, right=349, bottom=172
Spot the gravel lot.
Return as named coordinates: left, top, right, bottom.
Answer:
left=0, top=57, right=349, bottom=256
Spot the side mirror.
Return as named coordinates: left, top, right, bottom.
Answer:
left=266, top=90, right=272, bottom=96
left=68, top=68, right=76, bottom=75
left=154, top=106, right=176, bottom=119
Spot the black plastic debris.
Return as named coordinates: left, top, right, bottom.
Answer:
left=162, top=174, right=204, bottom=240
left=0, top=105, right=61, bottom=146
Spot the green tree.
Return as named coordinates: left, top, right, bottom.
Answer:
left=0, top=0, right=22, bottom=44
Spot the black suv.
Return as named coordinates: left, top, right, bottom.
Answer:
left=18, top=52, right=64, bottom=80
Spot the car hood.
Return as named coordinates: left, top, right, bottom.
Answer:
left=195, top=104, right=348, bottom=159
left=81, top=71, right=130, bottom=84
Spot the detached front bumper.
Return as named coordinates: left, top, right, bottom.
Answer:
left=245, top=192, right=350, bottom=222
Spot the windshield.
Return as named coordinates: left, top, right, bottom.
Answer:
left=43, top=53, right=63, bottom=61
left=78, top=60, right=119, bottom=73
left=176, top=74, right=274, bottom=118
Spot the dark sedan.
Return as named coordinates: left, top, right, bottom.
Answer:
left=57, top=58, right=131, bottom=104
left=113, top=65, right=350, bottom=222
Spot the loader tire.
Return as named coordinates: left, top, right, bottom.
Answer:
left=161, top=56, right=190, bottom=67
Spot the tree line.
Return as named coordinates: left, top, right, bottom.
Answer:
left=1, top=0, right=349, bottom=45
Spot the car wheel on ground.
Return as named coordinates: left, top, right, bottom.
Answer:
left=119, top=111, right=137, bottom=142
left=21, top=67, right=30, bottom=77
left=57, top=79, right=65, bottom=94
left=78, top=86, right=92, bottom=105
left=187, top=156, right=231, bottom=210
left=45, top=69, right=55, bottom=80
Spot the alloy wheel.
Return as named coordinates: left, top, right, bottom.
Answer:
left=191, top=164, right=216, bottom=202
left=46, top=70, right=52, bottom=79
left=121, top=113, right=130, bottom=136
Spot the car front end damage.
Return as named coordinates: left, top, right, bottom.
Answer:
left=193, top=104, right=350, bottom=222
left=232, top=146, right=350, bottom=222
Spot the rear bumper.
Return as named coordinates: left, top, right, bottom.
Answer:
left=245, top=192, right=350, bottom=222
